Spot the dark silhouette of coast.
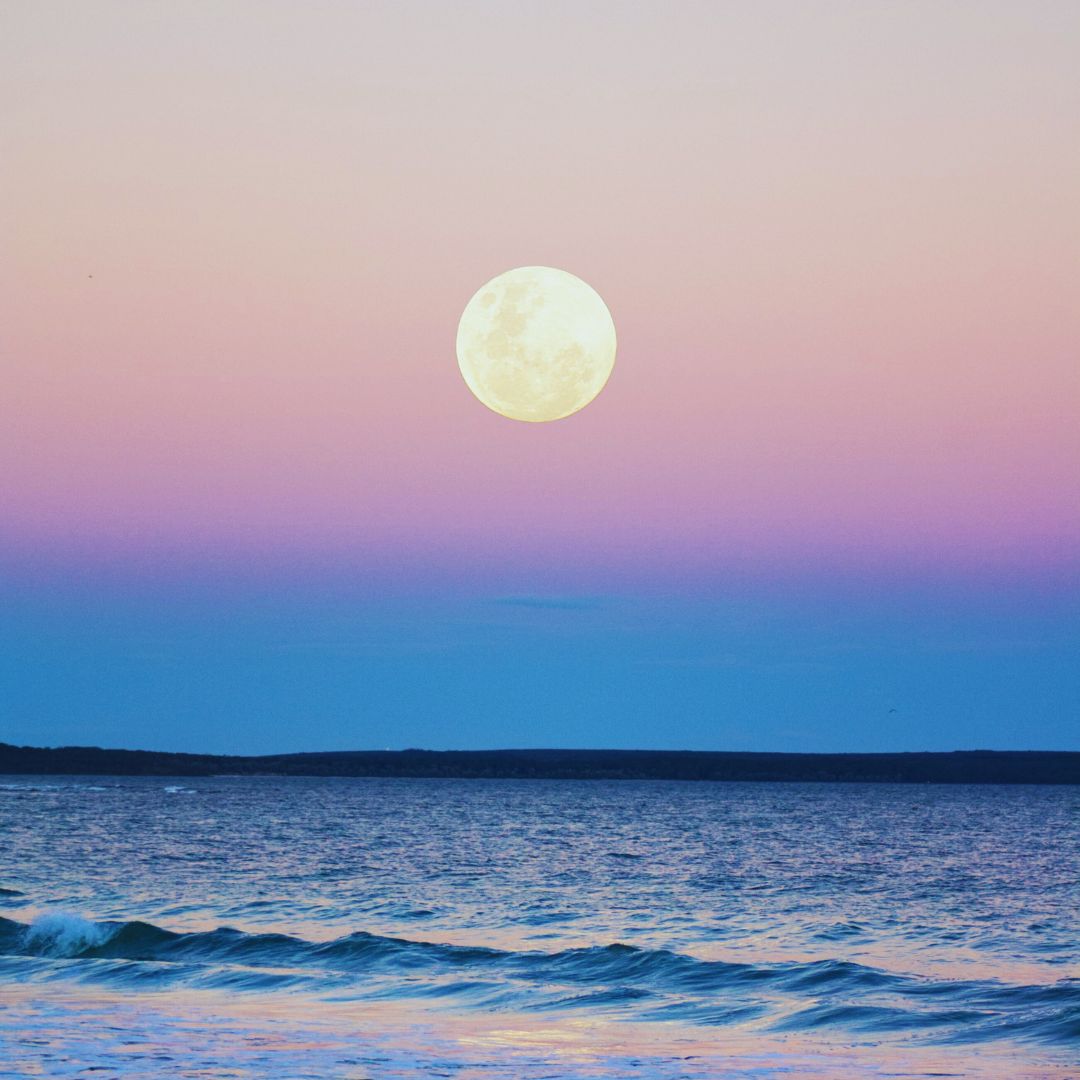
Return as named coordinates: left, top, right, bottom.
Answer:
left=1, top=743, right=1078, bottom=784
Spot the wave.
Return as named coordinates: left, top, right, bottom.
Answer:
left=22, top=912, right=109, bottom=956
left=1, top=913, right=1078, bottom=1047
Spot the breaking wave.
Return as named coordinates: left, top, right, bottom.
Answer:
left=1, top=913, right=1077, bottom=1046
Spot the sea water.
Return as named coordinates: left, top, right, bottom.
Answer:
left=1, top=776, right=1077, bottom=1077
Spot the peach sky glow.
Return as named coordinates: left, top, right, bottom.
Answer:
left=3, top=1, right=1078, bottom=585
left=2, top=2, right=1079, bottom=755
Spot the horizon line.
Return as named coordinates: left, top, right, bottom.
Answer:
left=4, top=742, right=1079, bottom=759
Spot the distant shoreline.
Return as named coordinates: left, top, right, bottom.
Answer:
left=2, top=743, right=1078, bottom=785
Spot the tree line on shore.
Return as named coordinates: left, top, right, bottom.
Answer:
left=2, top=742, right=1078, bottom=784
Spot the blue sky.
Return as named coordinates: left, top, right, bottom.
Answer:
left=3, top=570, right=1075, bottom=754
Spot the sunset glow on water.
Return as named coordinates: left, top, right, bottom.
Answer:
left=2, top=777, right=1078, bottom=1076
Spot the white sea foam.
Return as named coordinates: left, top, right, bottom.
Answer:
left=163, top=785, right=196, bottom=793
left=24, top=912, right=109, bottom=957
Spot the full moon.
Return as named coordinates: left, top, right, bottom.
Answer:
left=456, top=266, right=616, bottom=422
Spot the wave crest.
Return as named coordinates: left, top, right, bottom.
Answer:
left=22, top=912, right=110, bottom=957
left=1, top=914, right=1078, bottom=1047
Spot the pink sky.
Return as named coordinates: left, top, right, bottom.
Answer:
left=4, top=1, right=1078, bottom=586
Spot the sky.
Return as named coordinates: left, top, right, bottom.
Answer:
left=2, top=1, right=1077, bottom=754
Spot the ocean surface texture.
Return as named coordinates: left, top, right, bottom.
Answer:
left=2, top=776, right=1078, bottom=1077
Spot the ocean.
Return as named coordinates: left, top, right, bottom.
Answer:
left=1, top=775, right=1077, bottom=1077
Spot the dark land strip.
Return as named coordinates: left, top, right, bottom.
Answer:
left=2, top=744, right=1079, bottom=784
